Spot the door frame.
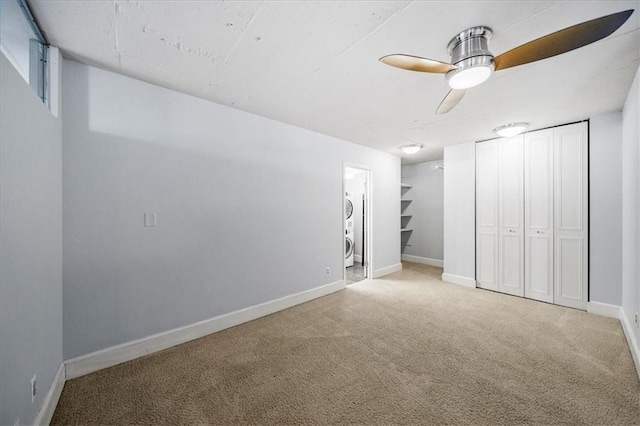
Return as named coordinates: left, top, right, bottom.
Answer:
left=343, top=163, right=373, bottom=283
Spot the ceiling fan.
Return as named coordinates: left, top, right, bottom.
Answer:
left=379, top=9, right=634, bottom=114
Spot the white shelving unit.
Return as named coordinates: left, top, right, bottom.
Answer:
left=401, top=182, right=413, bottom=249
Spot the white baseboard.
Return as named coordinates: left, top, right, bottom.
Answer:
left=401, top=255, right=443, bottom=268
left=354, top=254, right=362, bottom=263
left=441, top=273, right=476, bottom=288
left=587, top=301, right=621, bottom=319
left=65, top=280, right=345, bottom=380
left=33, top=362, right=65, bottom=426
left=373, top=263, right=402, bottom=278
left=619, top=309, right=640, bottom=380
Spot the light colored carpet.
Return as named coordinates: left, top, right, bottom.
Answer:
left=53, top=262, right=640, bottom=425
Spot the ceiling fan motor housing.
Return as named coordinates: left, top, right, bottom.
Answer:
left=446, top=26, right=495, bottom=88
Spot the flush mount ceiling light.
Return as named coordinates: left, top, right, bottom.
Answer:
left=494, top=123, right=529, bottom=137
left=400, top=144, right=423, bottom=155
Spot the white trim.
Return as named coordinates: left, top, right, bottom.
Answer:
left=619, top=309, right=640, bottom=380
left=47, top=46, right=61, bottom=118
left=354, top=254, right=362, bottom=263
left=33, top=362, right=65, bottom=426
left=342, top=168, right=346, bottom=283
left=401, top=255, right=443, bottom=268
left=441, top=273, right=477, bottom=288
left=343, top=162, right=373, bottom=280
left=373, top=263, right=402, bottom=278
left=586, top=301, right=621, bottom=319
left=65, top=280, right=345, bottom=380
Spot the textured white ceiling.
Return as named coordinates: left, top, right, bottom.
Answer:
left=29, top=1, right=640, bottom=164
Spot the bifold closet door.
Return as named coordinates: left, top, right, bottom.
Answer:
left=498, top=136, right=524, bottom=296
left=554, top=122, right=588, bottom=310
left=524, top=129, right=554, bottom=303
left=476, top=139, right=499, bottom=291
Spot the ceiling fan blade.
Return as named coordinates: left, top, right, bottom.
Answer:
left=436, top=89, right=466, bottom=114
left=494, top=9, right=634, bottom=71
left=380, top=54, right=457, bottom=73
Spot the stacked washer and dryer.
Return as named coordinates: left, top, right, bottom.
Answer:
left=345, top=192, right=354, bottom=267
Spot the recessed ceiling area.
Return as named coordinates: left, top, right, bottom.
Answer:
left=29, top=1, right=640, bottom=164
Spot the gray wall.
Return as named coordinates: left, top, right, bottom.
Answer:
left=589, top=112, right=623, bottom=306
left=401, top=161, right=444, bottom=262
left=0, top=53, right=63, bottom=425
left=621, top=65, right=640, bottom=344
left=62, top=60, right=400, bottom=359
left=443, top=142, right=476, bottom=281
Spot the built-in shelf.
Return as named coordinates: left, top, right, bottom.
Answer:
left=401, top=183, right=412, bottom=251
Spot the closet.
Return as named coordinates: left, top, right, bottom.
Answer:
left=476, top=122, right=588, bottom=310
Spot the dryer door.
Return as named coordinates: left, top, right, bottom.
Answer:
left=345, top=237, right=353, bottom=258
left=345, top=198, right=353, bottom=220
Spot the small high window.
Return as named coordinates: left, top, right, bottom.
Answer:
left=0, top=0, right=48, bottom=103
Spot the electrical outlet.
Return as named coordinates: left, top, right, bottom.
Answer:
left=326, top=267, right=330, bottom=275
left=635, top=313, right=639, bottom=328
left=30, top=375, right=36, bottom=403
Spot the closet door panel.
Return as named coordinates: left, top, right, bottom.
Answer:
left=476, top=140, right=499, bottom=291
left=557, top=135, right=584, bottom=230
left=477, top=141, right=498, bottom=228
left=554, top=122, right=588, bottom=310
left=500, top=234, right=523, bottom=294
left=524, top=129, right=554, bottom=303
left=498, top=136, right=524, bottom=296
left=528, top=235, right=553, bottom=298
left=557, top=237, right=584, bottom=300
left=477, top=232, right=497, bottom=286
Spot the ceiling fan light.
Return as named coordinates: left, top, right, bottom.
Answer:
left=446, top=65, right=493, bottom=90
left=400, top=144, right=423, bottom=154
left=494, top=123, right=529, bottom=137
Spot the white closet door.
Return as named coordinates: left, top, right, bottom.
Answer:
left=524, top=129, right=554, bottom=303
left=498, top=135, right=524, bottom=296
left=554, top=122, right=588, bottom=310
left=476, top=139, right=499, bottom=291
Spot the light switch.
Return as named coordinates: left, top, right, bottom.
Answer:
left=144, top=213, right=157, bottom=227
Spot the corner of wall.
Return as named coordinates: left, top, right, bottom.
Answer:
left=441, top=273, right=476, bottom=288
left=443, top=141, right=476, bottom=281
left=620, top=62, right=640, bottom=363
left=32, top=363, right=66, bottom=425
left=373, top=263, right=402, bottom=279
left=0, top=51, right=64, bottom=426
left=619, top=309, right=640, bottom=380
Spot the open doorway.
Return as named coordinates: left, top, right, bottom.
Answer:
left=344, top=165, right=372, bottom=285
